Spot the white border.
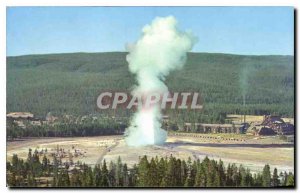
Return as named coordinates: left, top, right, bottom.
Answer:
left=1, top=0, right=299, bottom=6
left=1, top=1, right=299, bottom=193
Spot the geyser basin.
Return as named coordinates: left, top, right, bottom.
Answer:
left=125, top=107, right=167, bottom=146
left=125, top=16, right=197, bottom=146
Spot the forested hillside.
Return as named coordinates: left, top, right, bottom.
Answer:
left=7, top=52, right=294, bottom=123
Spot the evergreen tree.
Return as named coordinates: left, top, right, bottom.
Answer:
left=180, top=159, right=187, bottom=186
left=231, top=164, right=240, bottom=187
left=94, top=165, right=102, bottom=187
left=253, top=173, right=263, bottom=187
left=207, top=166, right=216, bottom=187
left=164, top=156, right=177, bottom=186
left=108, top=161, right=116, bottom=186
left=282, top=171, right=288, bottom=186
left=226, top=163, right=233, bottom=186
left=184, top=157, right=193, bottom=187
left=184, top=175, right=193, bottom=187
left=137, top=156, right=150, bottom=187
left=8, top=172, right=17, bottom=186
left=148, top=158, right=159, bottom=186
left=6, top=149, right=294, bottom=188
left=101, top=160, right=109, bottom=187
left=217, top=159, right=226, bottom=186
left=286, top=173, right=294, bottom=186
left=240, top=165, right=247, bottom=187
left=262, top=164, right=271, bottom=187
left=115, top=156, right=123, bottom=187
left=157, top=157, right=167, bottom=186
left=122, top=164, right=129, bottom=187
left=272, top=168, right=280, bottom=187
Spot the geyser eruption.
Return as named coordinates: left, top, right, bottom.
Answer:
left=240, top=60, right=253, bottom=122
left=125, top=16, right=197, bottom=146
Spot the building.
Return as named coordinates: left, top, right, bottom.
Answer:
left=7, top=112, right=35, bottom=129
left=247, top=115, right=294, bottom=136
left=182, top=122, right=245, bottom=134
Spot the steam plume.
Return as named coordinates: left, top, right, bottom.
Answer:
left=125, top=16, right=197, bottom=146
left=239, top=59, right=254, bottom=107
left=240, top=65, right=249, bottom=106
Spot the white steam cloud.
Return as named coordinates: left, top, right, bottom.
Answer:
left=125, top=16, right=197, bottom=146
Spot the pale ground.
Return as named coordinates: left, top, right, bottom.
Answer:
left=6, top=136, right=122, bottom=166
left=7, top=135, right=294, bottom=173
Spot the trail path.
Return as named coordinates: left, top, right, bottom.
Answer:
left=96, top=140, right=120, bottom=165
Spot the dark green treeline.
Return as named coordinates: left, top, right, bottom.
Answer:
left=7, top=149, right=294, bottom=187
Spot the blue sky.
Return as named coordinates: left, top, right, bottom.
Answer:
left=7, top=7, right=294, bottom=56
